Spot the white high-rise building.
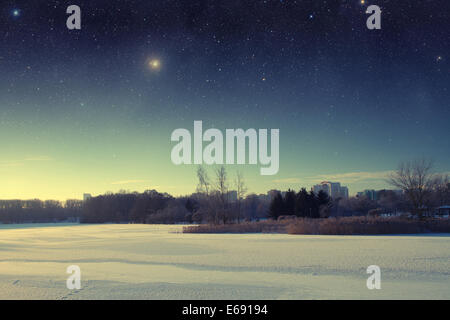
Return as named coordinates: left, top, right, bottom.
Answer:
left=340, top=186, right=349, bottom=199
left=312, top=181, right=348, bottom=199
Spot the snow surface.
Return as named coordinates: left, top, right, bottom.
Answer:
left=0, top=223, right=449, bottom=299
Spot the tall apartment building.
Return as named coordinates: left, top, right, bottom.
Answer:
left=340, top=186, right=349, bottom=199
left=312, top=181, right=349, bottom=199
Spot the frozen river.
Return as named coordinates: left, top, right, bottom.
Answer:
left=0, top=223, right=449, bottom=299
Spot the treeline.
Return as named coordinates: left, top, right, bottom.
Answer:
left=267, top=188, right=412, bottom=219
left=0, top=199, right=82, bottom=223
left=81, top=186, right=269, bottom=224
left=268, top=189, right=331, bottom=219
left=82, top=190, right=177, bottom=223
left=83, top=165, right=269, bottom=224
left=1, top=160, right=448, bottom=224
left=0, top=189, right=268, bottom=225
left=336, top=190, right=409, bottom=217
left=189, top=166, right=269, bottom=224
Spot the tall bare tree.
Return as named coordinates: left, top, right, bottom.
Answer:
left=196, top=165, right=210, bottom=196
left=214, top=166, right=228, bottom=204
left=388, top=158, right=436, bottom=218
left=235, top=171, right=247, bottom=223
left=214, top=166, right=229, bottom=224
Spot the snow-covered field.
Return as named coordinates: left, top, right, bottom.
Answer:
left=0, top=223, right=449, bottom=299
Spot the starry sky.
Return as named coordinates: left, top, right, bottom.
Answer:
left=1, top=0, right=449, bottom=200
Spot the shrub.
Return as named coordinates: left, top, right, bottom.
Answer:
left=287, top=216, right=450, bottom=235
left=183, top=216, right=450, bottom=235
left=145, top=202, right=189, bottom=224
left=183, top=220, right=290, bottom=233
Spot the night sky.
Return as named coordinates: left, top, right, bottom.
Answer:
left=1, top=0, right=449, bottom=200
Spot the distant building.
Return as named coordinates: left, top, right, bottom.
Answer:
left=437, top=206, right=450, bottom=217
left=362, top=189, right=377, bottom=201
left=312, top=181, right=348, bottom=199
left=312, top=183, right=328, bottom=195
left=357, top=189, right=404, bottom=201
left=83, top=193, right=92, bottom=202
left=340, top=186, right=349, bottom=199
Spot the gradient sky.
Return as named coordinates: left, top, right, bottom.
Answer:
left=1, top=0, right=449, bottom=200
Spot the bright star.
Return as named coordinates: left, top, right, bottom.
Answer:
left=148, top=59, right=161, bottom=71
left=12, top=9, right=20, bottom=17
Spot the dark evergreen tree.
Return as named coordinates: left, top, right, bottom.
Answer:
left=308, top=191, right=320, bottom=218
left=317, top=190, right=331, bottom=207
left=284, top=189, right=296, bottom=215
left=269, top=192, right=284, bottom=219
left=295, top=188, right=309, bottom=217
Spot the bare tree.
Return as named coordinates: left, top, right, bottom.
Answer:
left=214, top=166, right=229, bottom=224
left=388, top=158, right=436, bottom=218
left=196, top=166, right=210, bottom=196
left=214, top=166, right=228, bottom=204
left=195, top=166, right=232, bottom=224
left=235, top=171, right=247, bottom=223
